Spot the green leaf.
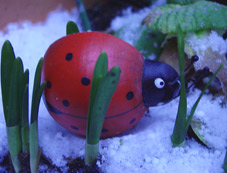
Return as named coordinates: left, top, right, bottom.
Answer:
left=171, top=26, right=187, bottom=146
left=88, top=66, right=121, bottom=144
left=190, top=119, right=208, bottom=146
left=86, top=52, right=108, bottom=139
left=185, top=63, right=223, bottom=129
left=21, top=71, right=29, bottom=129
left=167, top=0, right=205, bottom=5
left=66, top=21, right=79, bottom=35
left=85, top=52, right=121, bottom=166
left=85, top=52, right=109, bottom=167
left=29, top=59, right=45, bottom=172
left=7, top=58, right=23, bottom=127
left=145, top=1, right=227, bottom=34
left=135, top=26, right=165, bottom=59
left=1, top=40, right=16, bottom=120
left=31, top=58, right=45, bottom=123
left=21, top=83, right=29, bottom=152
left=17, top=57, right=26, bottom=126
left=85, top=66, right=121, bottom=166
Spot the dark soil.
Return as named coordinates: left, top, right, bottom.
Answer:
left=0, top=153, right=11, bottom=173
left=0, top=153, right=102, bottom=173
left=87, top=0, right=150, bottom=31
left=66, top=156, right=102, bottom=173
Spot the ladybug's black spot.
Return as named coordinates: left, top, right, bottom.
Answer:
left=130, top=118, right=136, bottom=124
left=47, top=81, right=52, bottom=89
left=126, top=91, right=134, bottom=100
left=62, top=100, right=70, bottom=107
left=102, top=129, right=108, bottom=133
left=81, top=77, right=90, bottom=86
left=71, top=125, right=79, bottom=130
left=65, top=53, right=73, bottom=61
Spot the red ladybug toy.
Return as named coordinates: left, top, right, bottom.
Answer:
left=41, top=32, right=180, bottom=138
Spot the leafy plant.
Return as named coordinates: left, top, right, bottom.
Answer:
left=143, top=1, right=227, bottom=34
left=1, top=40, right=45, bottom=172
left=85, top=52, right=121, bottom=167
left=30, top=59, right=46, bottom=172
left=171, top=26, right=223, bottom=147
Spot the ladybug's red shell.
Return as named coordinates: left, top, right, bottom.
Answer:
left=42, top=32, right=146, bottom=138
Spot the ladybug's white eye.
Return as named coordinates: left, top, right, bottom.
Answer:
left=154, top=78, right=165, bottom=89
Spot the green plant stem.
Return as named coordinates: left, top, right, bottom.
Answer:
left=85, top=66, right=120, bottom=166
left=7, top=125, right=21, bottom=173
left=75, top=0, right=91, bottom=31
left=29, top=121, right=40, bottom=173
left=185, top=63, right=223, bottom=130
left=85, top=52, right=121, bottom=167
left=171, top=26, right=187, bottom=147
left=29, top=58, right=45, bottom=172
left=171, top=27, right=223, bottom=147
left=85, top=142, right=99, bottom=167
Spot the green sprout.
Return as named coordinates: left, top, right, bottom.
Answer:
left=85, top=52, right=121, bottom=167
left=65, top=21, right=121, bottom=168
left=30, top=59, right=46, bottom=173
left=171, top=26, right=223, bottom=147
left=1, top=40, right=45, bottom=172
left=75, top=0, right=91, bottom=31
left=66, top=21, right=80, bottom=35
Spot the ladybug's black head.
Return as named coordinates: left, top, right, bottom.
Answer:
left=142, top=59, right=180, bottom=107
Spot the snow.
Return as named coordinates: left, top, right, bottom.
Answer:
left=186, top=30, right=227, bottom=56
left=110, top=0, right=166, bottom=46
left=0, top=2, right=227, bottom=173
left=185, top=30, right=227, bottom=69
